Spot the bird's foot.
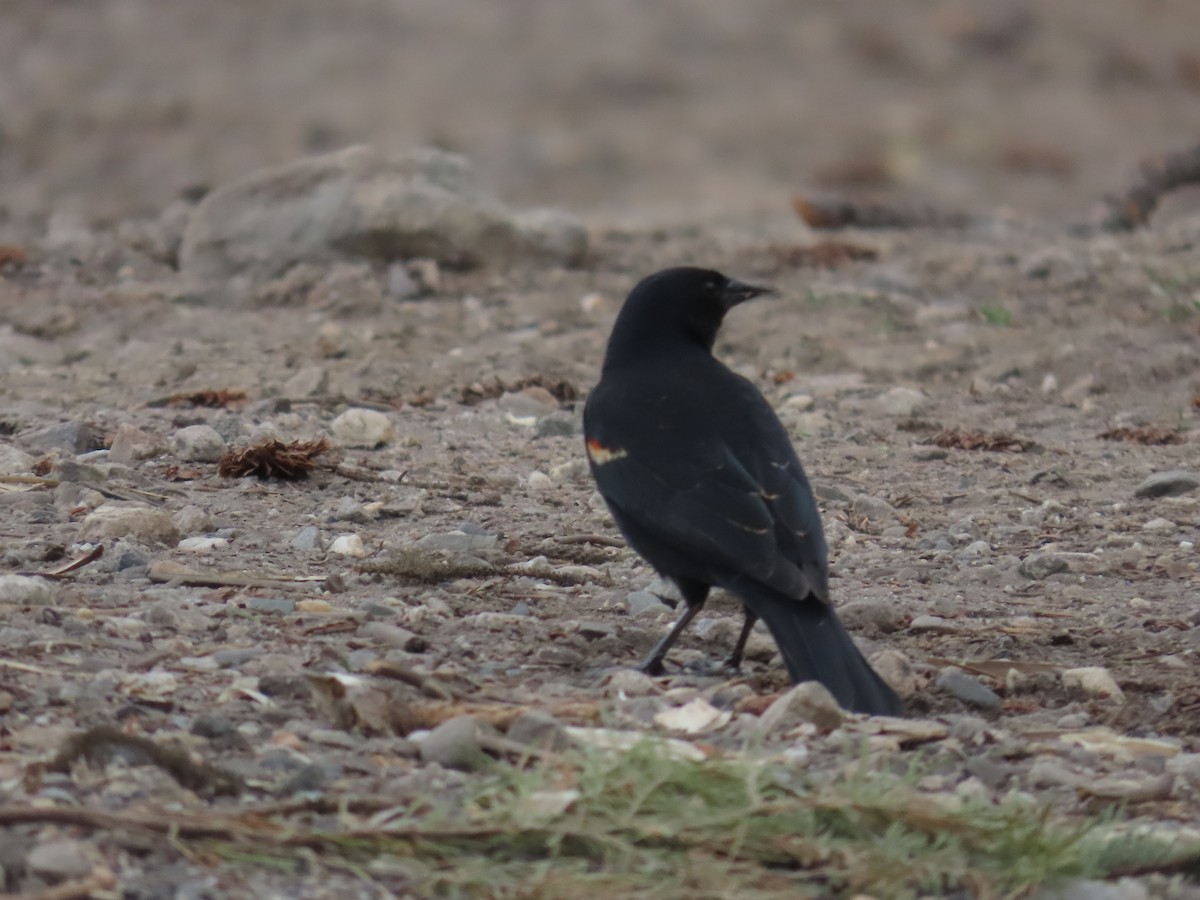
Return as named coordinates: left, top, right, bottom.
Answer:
left=636, top=656, right=668, bottom=677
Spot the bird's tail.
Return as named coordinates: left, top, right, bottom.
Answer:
left=740, top=585, right=903, bottom=716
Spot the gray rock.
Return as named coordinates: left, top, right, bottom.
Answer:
left=179, top=145, right=588, bottom=280
left=291, top=525, right=323, bottom=551
left=498, top=388, right=559, bottom=417
left=535, top=645, right=584, bottom=666
left=360, top=621, right=423, bottom=651
left=27, top=837, right=94, bottom=880
left=1135, top=470, right=1200, bottom=499
left=876, top=386, right=926, bottom=417
left=283, top=762, right=342, bottom=794
left=117, top=548, right=150, bottom=571
left=248, top=597, right=296, bottom=615
left=416, top=530, right=498, bottom=552
left=171, top=424, right=227, bottom=462
left=0, top=443, right=35, bottom=475
left=625, top=590, right=672, bottom=618
left=577, top=621, right=617, bottom=640
left=1061, top=666, right=1125, bottom=702
left=107, top=422, right=162, bottom=464
left=211, top=648, right=262, bottom=668
left=192, top=715, right=238, bottom=739
left=605, top=669, right=661, bottom=697
left=283, top=365, right=329, bottom=398
left=418, top=715, right=493, bottom=771
left=870, top=649, right=918, bottom=698
left=535, top=413, right=579, bottom=439
left=0, top=575, right=54, bottom=605
left=507, top=711, right=576, bottom=751
left=757, top=682, right=845, bottom=734
left=1018, top=552, right=1070, bottom=579
left=172, top=504, right=213, bottom=536
left=77, top=504, right=180, bottom=546
left=22, top=421, right=95, bottom=455
left=837, top=600, right=906, bottom=634
left=936, top=669, right=1002, bottom=711
left=386, top=262, right=420, bottom=298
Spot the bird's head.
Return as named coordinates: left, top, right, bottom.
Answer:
left=603, top=267, right=775, bottom=368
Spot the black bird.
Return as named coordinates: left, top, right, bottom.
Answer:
left=583, top=267, right=902, bottom=716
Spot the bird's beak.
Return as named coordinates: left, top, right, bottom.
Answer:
left=722, top=278, right=776, bottom=309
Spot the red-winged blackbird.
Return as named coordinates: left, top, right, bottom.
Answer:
left=584, top=267, right=902, bottom=715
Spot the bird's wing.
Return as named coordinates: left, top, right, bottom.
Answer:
left=588, top=434, right=815, bottom=598
left=750, top=448, right=830, bottom=601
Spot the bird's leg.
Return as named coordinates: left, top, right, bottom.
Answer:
left=723, top=610, right=758, bottom=672
left=637, top=602, right=703, bottom=675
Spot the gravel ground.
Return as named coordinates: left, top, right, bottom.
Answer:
left=2, top=2, right=1200, bottom=897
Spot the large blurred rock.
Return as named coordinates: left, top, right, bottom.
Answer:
left=179, top=146, right=587, bottom=279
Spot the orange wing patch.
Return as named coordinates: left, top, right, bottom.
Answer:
left=586, top=439, right=628, bottom=466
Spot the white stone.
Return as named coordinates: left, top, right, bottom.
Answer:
left=330, top=408, right=394, bottom=448
left=329, top=533, right=367, bottom=557
left=876, top=386, right=926, bottom=417
left=1062, top=667, right=1125, bottom=702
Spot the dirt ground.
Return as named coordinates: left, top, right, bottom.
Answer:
left=2, top=1, right=1200, bottom=897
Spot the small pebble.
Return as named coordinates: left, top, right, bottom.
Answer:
left=0, top=575, right=55, bottom=605
left=177, top=536, right=228, bottom=553
left=27, top=837, right=95, bottom=880
left=1134, top=471, right=1199, bottom=499
left=418, top=715, right=493, bottom=771
left=1018, top=552, right=1069, bottom=580
left=107, top=422, right=160, bottom=463
left=527, top=471, right=553, bottom=492
left=329, top=533, right=367, bottom=557
left=870, top=649, right=919, bottom=698
left=756, top=682, right=844, bottom=734
left=291, top=525, right=323, bottom=551
left=330, top=408, right=394, bottom=448
left=936, top=669, right=1002, bottom=711
left=624, top=590, right=671, bottom=618
left=171, top=424, right=227, bottom=462
left=1142, top=517, right=1175, bottom=532
left=248, top=597, right=296, bottom=615
left=1062, top=666, right=1125, bottom=702
left=876, top=386, right=926, bottom=417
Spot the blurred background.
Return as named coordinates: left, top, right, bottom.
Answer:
left=2, top=0, right=1199, bottom=226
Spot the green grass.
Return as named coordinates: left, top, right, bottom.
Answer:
left=205, top=739, right=1198, bottom=898
left=979, top=303, right=1013, bottom=326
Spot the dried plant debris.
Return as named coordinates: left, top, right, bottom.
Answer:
left=217, top=437, right=331, bottom=479
left=0, top=244, right=28, bottom=269
left=1099, top=426, right=1185, bottom=446
left=361, top=549, right=610, bottom=587
left=928, top=429, right=1034, bottom=452
left=1103, top=142, right=1200, bottom=230
left=774, top=240, right=879, bottom=269
left=152, top=388, right=249, bottom=409
left=459, top=375, right=579, bottom=406
left=791, top=195, right=974, bottom=231
left=44, top=725, right=244, bottom=798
